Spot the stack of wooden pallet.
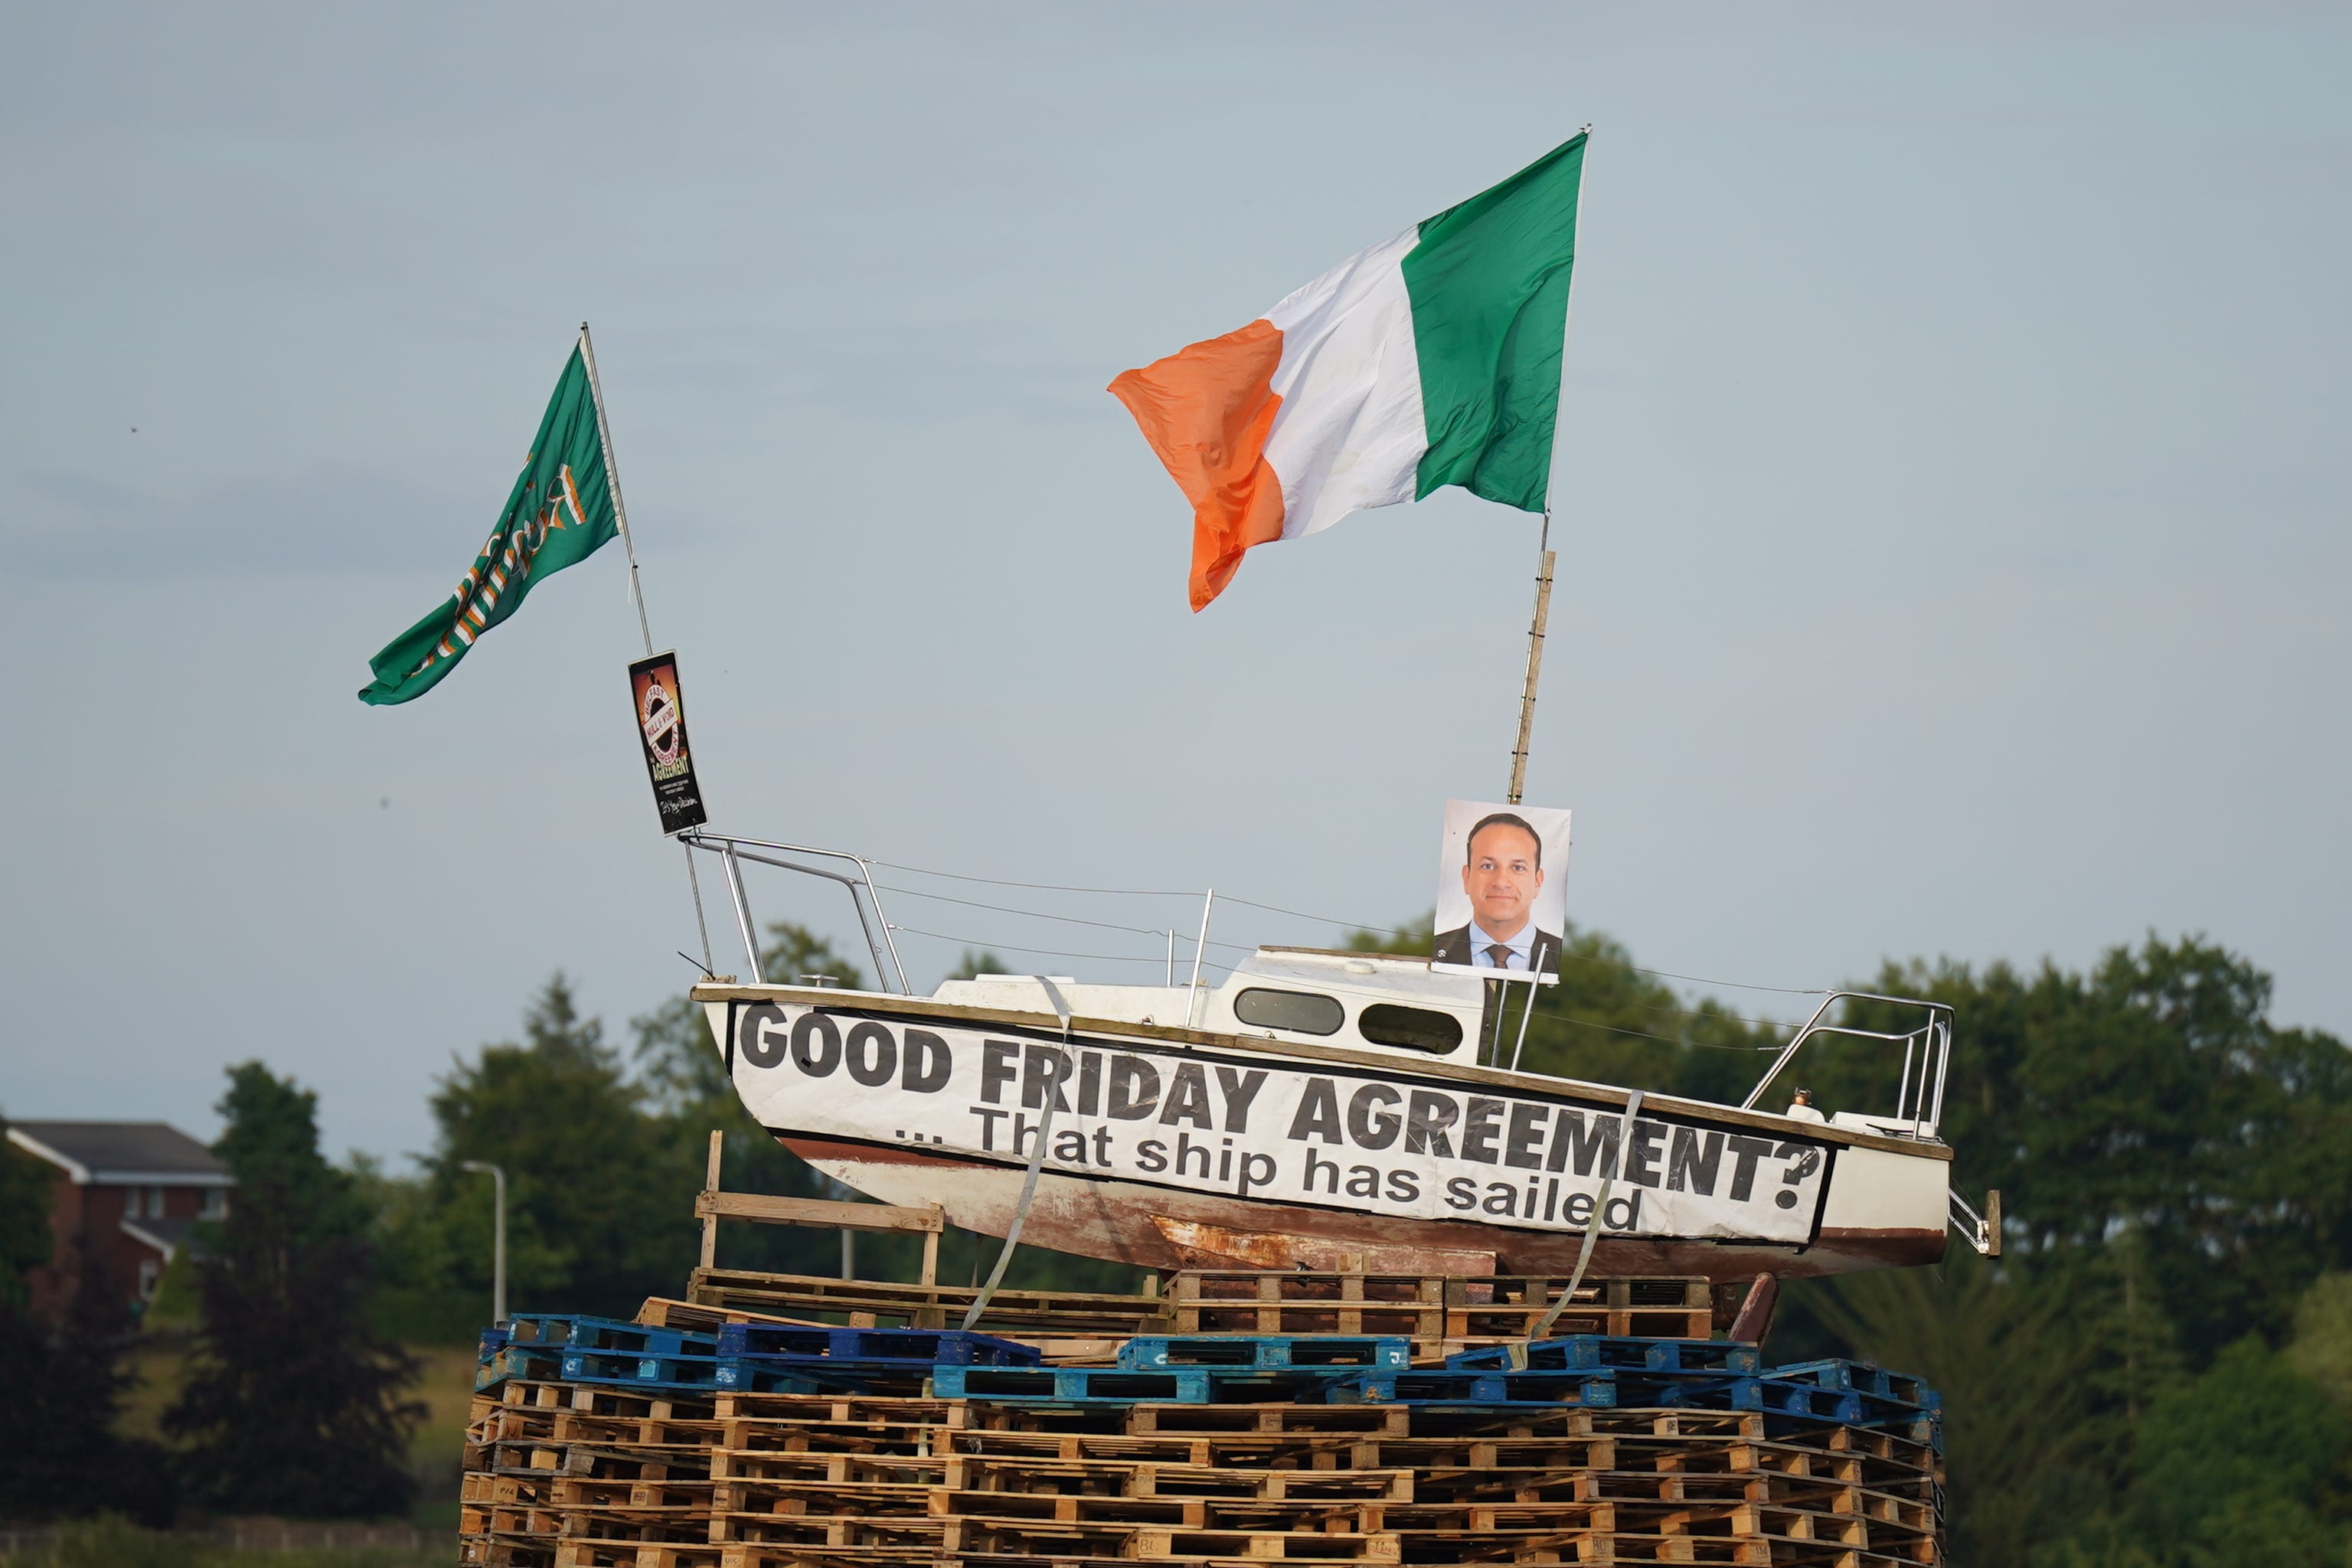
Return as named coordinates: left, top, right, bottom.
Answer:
left=459, top=1269, right=1942, bottom=1567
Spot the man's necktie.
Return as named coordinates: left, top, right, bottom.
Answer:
left=1485, top=943, right=1514, bottom=970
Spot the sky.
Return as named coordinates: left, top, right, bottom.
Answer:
left=3, top=3, right=2346, bottom=1164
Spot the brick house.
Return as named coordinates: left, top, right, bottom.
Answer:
left=8, top=1121, right=235, bottom=1315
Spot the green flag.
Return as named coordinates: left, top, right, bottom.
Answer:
left=358, top=339, right=619, bottom=705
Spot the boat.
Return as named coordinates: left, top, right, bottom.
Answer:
left=685, top=835, right=1997, bottom=1285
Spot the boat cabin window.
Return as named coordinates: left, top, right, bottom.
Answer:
left=1233, top=987, right=1345, bottom=1036
left=1357, top=1004, right=1464, bottom=1054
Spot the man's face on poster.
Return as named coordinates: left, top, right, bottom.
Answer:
left=1462, top=822, right=1544, bottom=942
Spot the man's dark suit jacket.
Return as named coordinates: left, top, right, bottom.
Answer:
left=1432, top=924, right=1563, bottom=977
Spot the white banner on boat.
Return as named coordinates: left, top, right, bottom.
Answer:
left=726, top=1004, right=1830, bottom=1244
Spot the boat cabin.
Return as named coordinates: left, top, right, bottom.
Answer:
left=934, top=948, right=1482, bottom=1065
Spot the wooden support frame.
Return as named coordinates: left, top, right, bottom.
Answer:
left=696, top=1131, right=943, bottom=1285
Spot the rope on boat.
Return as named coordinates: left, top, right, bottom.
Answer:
left=886, top=923, right=1236, bottom=976
left=874, top=857, right=1830, bottom=999
left=876, top=883, right=1173, bottom=938
left=960, top=976, right=1075, bottom=1331
left=1511, top=1087, right=1647, bottom=1370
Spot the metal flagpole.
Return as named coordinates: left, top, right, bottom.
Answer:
left=579, top=323, right=655, bottom=660
left=578, top=322, right=717, bottom=974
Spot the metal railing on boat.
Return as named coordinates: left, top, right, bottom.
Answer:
left=1738, top=989, right=1953, bottom=1139
left=678, top=829, right=911, bottom=994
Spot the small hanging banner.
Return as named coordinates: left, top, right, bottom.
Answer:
left=628, top=651, right=707, bottom=835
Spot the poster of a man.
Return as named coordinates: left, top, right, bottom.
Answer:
left=1429, top=800, right=1571, bottom=982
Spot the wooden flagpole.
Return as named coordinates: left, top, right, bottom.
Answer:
left=1506, top=510, right=1555, bottom=806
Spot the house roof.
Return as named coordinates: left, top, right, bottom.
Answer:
left=8, top=1122, right=234, bottom=1186
left=121, top=1215, right=199, bottom=1262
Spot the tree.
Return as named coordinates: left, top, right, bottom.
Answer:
left=1761, top=937, right=2352, bottom=1562
left=0, top=1114, right=54, bottom=1308
left=0, top=1260, right=176, bottom=1525
left=424, top=975, right=699, bottom=1318
left=1808, top=1250, right=2118, bottom=1566
left=760, top=924, right=866, bottom=991
left=946, top=949, right=1008, bottom=982
left=165, top=1063, right=421, bottom=1517
left=2105, top=1337, right=2351, bottom=1565
left=636, top=926, right=876, bottom=1279
left=0, top=1115, right=174, bottom=1524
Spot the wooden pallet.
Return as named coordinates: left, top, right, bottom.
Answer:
left=688, top=1269, right=1173, bottom=1335
left=1164, top=1272, right=1717, bottom=1341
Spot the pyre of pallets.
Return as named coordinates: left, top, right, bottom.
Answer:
left=459, top=1269, right=1943, bottom=1566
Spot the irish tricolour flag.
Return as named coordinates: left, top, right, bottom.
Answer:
left=1111, top=132, right=1586, bottom=611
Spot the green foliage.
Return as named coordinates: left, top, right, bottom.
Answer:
left=0, top=1112, right=57, bottom=1308
left=1344, top=913, right=1434, bottom=956
left=2112, top=1337, right=2352, bottom=1564
left=0, top=1263, right=175, bottom=1524
left=946, top=949, right=1008, bottom=982
left=2285, top=1271, right=2352, bottom=1408
left=761, top=923, right=865, bottom=990
left=1493, top=923, right=1774, bottom=1106
left=1759, top=939, right=2352, bottom=1565
left=140, top=1247, right=203, bottom=1331
left=1, top=1119, right=169, bottom=1525
left=632, top=978, right=843, bottom=1281
left=165, top=1063, right=421, bottom=1517
left=1805, top=1253, right=2109, bottom=1564
left=1786, top=939, right=2352, bottom=1364
left=417, top=975, right=700, bottom=1319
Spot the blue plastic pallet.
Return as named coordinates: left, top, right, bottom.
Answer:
left=1119, top=1335, right=1409, bottom=1372
left=932, top=1364, right=1214, bottom=1404
left=1760, top=1359, right=1939, bottom=1411
left=1341, top=1369, right=1620, bottom=1407
left=1339, top=1365, right=1782, bottom=1410
left=475, top=1342, right=563, bottom=1391
left=714, top=1355, right=935, bottom=1394
left=933, top=1361, right=1418, bottom=1406
left=1446, top=1336, right=1761, bottom=1376
left=506, top=1313, right=717, bottom=1358
left=714, top=1324, right=1040, bottom=1367
left=559, top=1348, right=724, bottom=1390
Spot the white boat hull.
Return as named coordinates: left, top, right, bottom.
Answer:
left=697, top=978, right=1953, bottom=1283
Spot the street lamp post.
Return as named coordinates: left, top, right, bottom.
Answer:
left=459, top=1161, right=507, bottom=1325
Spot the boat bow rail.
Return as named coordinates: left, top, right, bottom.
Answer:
left=1740, top=991, right=1952, bottom=1141
left=678, top=829, right=910, bottom=992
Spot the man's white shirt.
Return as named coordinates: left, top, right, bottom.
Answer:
left=1468, top=921, right=1536, bottom=971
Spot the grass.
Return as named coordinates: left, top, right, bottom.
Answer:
left=399, top=1345, right=479, bottom=1532
left=0, top=1516, right=440, bottom=1568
